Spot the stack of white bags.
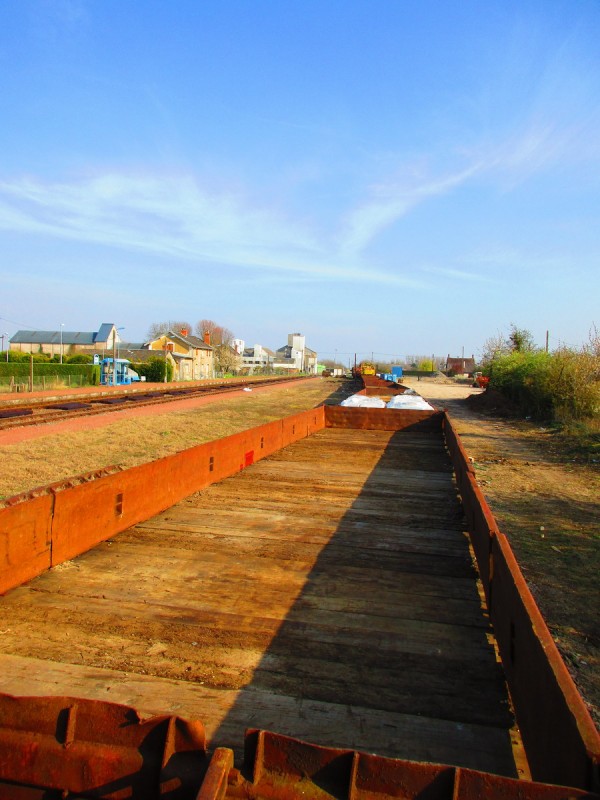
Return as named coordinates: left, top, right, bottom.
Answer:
left=340, top=394, right=386, bottom=408
left=340, top=393, right=434, bottom=411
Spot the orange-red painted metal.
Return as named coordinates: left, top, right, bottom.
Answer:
left=0, top=406, right=326, bottom=591
left=0, top=693, right=207, bottom=798
left=325, top=406, right=443, bottom=431
left=0, top=493, right=52, bottom=594
left=444, top=414, right=600, bottom=791
left=220, top=729, right=599, bottom=800
left=1, top=701, right=597, bottom=800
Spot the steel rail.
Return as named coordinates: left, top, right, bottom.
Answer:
left=0, top=375, right=311, bottom=431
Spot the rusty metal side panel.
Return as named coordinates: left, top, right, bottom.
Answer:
left=50, top=408, right=325, bottom=566
left=281, top=407, right=325, bottom=447
left=363, top=386, right=409, bottom=396
left=443, top=415, right=499, bottom=599
left=324, top=406, right=443, bottom=431
left=454, top=473, right=498, bottom=594
left=442, top=415, right=475, bottom=485
left=491, top=533, right=600, bottom=791
left=0, top=692, right=207, bottom=799
left=0, top=494, right=53, bottom=595
left=1, top=407, right=326, bottom=585
left=219, top=730, right=598, bottom=800
left=443, top=414, right=600, bottom=792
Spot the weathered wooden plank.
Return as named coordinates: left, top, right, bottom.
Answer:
left=2, top=588, right=495, bottom=657
left=134, top=517, right=472, bottom=558
left=0, top=426, right=522, bottom=778
left=0, top=654, right=519, bottom=777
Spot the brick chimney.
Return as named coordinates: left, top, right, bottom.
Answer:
left=203, top=330, right=211, bottom=345
left=180, top=328, right=189, bottom=337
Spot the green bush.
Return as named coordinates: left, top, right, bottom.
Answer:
left=547, top=346, right=600, bottom=421
left=489, top=351, right=553, bottom=417
left=130, top=357, right=173, bottom=383
left=4, top=351, right=51, bottom=363
left=66, top=354, right=93, bottom=364
left=488, top=345, right=599, bottom=422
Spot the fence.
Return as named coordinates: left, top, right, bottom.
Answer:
left=0, top=363, right=100, bottom=392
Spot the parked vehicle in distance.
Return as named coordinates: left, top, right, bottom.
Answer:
left=473, top=372, right=490, bottom=388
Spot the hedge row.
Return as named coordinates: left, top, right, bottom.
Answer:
left=488, top=349, right=600, bottom=421
left=129, top=358, right=173, bottom=382
left=0, top=363, right=100, bottom=385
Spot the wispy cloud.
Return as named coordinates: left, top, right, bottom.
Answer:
left=420, top=265, right=497, bottom=284
left=0, top=172, right=425, bottom=288
left=460, top=247, right=574, bottom=272
left=337, top=163, right=483, bottom=256
left=472, top=112, right=600, bottom=190
left=468, top=27, right=600, bottom=187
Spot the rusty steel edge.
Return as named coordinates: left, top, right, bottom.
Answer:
left=226, top=728, right=600, bottom=800
left=0, top=692, right=208, bottom=799
left=0, top=699, right=598, bottom=800
left=443, top=414, right=600, bottom=792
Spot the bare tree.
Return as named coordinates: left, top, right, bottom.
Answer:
left=194, top=319, right=238, bottom=374
left=194, top=319, right=234, bottom=346
left=146, top=320, right=193, bottom=341
left=479, top=331, right=510, bottom=366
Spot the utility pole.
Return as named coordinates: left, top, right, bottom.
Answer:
left=112, top=329, right=117, bottom=386
left=545, top=330, right=549, bottom=353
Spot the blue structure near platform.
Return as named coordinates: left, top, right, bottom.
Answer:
left=100, top=358, right=140, bottom=386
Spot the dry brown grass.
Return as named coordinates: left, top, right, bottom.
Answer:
left=0, top=379, right=353, bottom=500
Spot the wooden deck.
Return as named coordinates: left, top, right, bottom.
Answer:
left=0, top=427, right=524, bottom=777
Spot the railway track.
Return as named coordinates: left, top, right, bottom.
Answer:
left=0, top=375, right=308, bottom=431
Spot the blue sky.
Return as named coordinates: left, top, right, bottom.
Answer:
left=1, top=0, right=599, bottom=363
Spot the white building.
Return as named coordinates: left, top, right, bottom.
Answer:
left=241, top=343, right=276, bottom=372
left=273, top=333, right=318, bottom=374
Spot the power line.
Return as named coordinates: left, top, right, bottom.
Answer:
left=318, top=351, right=409, bottom=358
left=0, top=315, right=43, bottom=330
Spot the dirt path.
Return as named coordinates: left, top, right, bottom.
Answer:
left=408, top=377, right=600, bottom=729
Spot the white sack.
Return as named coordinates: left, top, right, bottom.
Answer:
left=386, top=395, right=435, bottom=411
left=340, top=394, right=386, bottom=408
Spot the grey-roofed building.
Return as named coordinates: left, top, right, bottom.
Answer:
left=9, top=324, right=120, bottom=359
left=273, top=333, right=318, bottom=374
left=241, top=343, right=276, bottom=373
left=146, top=328, right=214, bottom=380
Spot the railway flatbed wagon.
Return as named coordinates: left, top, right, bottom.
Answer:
left=0, top=404, right=598, bottom=798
